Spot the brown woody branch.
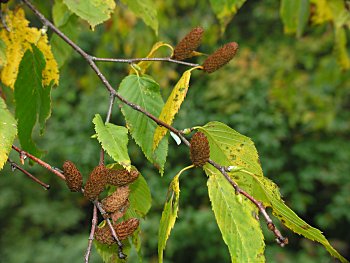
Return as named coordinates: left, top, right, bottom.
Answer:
left=7, top=158, right=50, bottom=190
left=91, top=56, right=200, bottom=67
left=12, top=145, right=66, bottom=181
left=21, top=0, right=286, bottom=249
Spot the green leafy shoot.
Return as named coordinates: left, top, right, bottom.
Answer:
left=93, top=114, right=131, bottom=171
left=118, top=74, right=168, bottom=174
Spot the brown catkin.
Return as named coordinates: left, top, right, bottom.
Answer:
left=94, top=218, right=140, bottom=245
left=114, top=218, right=139, bottom=240
left=172, top=27, right=204, bottom=61
left=190, top=132, right=210, bottom=167
left=84, top=165, right=107, bottom=200
left=62, top=160, right=83, bottom=192
left=202, top=42, right=239, bottom=73
left=107, top=168, right=139, bottom=186
left=101, top=186, right=130, bottom=213
left=94, top=224, right=115, bottom=245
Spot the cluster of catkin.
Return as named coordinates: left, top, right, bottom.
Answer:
left=171, top=26, right=239, bottom=73
left=62, top=161, right=140, bottom=244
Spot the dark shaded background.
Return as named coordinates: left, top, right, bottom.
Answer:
left=1, top=0, right=349, bottom=262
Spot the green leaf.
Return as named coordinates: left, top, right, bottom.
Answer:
left=153, top=69, right=193, bottom=150
left=209, top=0, right=247, bottom=33
left=93, top=114, right=131, bottom=171
left=129, top=173, right=152, bottom=217
left=52, top=0, right=71, bottom=27
left=118, top=74, right=168, bottom=174
left=158, top=174, right=180, bottom=263
left=0, top=98, right=17, bottom=170
left=63, top=0, right=116, bottom=30
left=14, top=45, right=52, bottom=157
left=199, top=121, right=349, bottom=263
left=120, top=0, right=158, bottom=34
left=94, top=240, right=131, bottom=263
left=280, top=0, right=310, bottom=37
left=204, top=164, right=265, bottom=263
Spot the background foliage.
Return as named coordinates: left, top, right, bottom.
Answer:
left=1, top=0, right=350, bottom=262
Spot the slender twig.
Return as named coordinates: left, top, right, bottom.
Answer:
left=7, top=158, right=50, bottom=190
left=21, top=0, right=286, bottom=247
left=99, top=93, right=117, bottom=165
left=11, top=145, right=66, bottom=181
left=85, top=205, right=97, bottom=263
left=91, top=56, right=200, bottom=67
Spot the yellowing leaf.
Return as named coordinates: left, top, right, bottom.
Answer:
left=334, top=27, right=350, bottom=70
left=153, top=69, right=193, bottom=150
left=310, top=0, right=332, bottom=24
left=0, top=39, right=7, bottom=69
left=205, top=164, right=265, bottom=263
left=0, top=8, right=59, bottom=89
left=158, top=176, right=179, bottom=263
left=0, top=97, right=17, bottom=170
left=132, top=41, right=173, bottom=74
left=158, top=165, right=193, bottom=262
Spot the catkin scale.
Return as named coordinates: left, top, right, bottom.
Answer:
left=172, top=27, right=204, bottom=61
left=84, top=165, right=107, bottom=200
left=62, top=160, right=83, bottom=192
left=202, top=42, right=239, bottom=73
left=190, top=132, right=210, bottom=167
left=101, top=186, right=130, bottom=213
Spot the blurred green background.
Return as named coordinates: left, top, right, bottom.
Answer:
left=1, top=0, right=350, bottom=262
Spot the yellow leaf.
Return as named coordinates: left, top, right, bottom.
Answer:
left=132, top=41, right=173, bottom=74
left=0, top=8, right=59, bottom=89
left=153, top=68, right=197, bottom=150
